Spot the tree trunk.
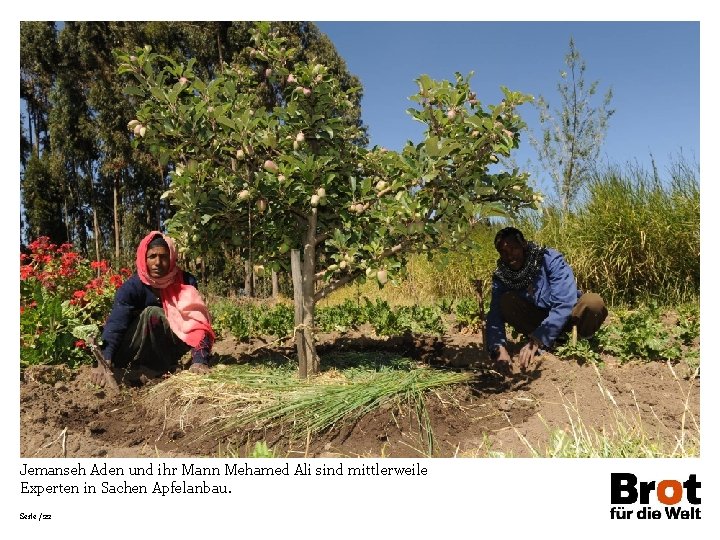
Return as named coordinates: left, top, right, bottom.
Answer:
left=216, top=23, right=224, bottom=68
left=88, top=162, right=101, bottom=264
left=27, top=109, right=34, bottom=156
left=245, top=197, right=254, bottom=297
left=244, top=259, right=254, bottom=297
left=301, top=240, right=319, bottom=376
left=271, top=269, right=279, bottom=298
left=290, top=207, right=320, bottom=378
left=113, top=175, right=120, bottom=263
left=291, top=248, right=319, bottom=378
left=291, top=250, right=307, bottom=377
left=92, top=210, right=101, bottom=265
left=63, top=199, right=70, bottom=243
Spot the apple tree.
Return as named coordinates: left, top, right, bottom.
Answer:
left=117, top=22, right=540, bottom=377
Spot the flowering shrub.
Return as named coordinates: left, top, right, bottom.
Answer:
left=20, top=237, right=131, bottom=367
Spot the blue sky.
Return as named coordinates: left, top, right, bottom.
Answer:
left=316, top=21, right=699, bottom=192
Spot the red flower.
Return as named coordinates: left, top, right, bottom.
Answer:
left=61, top=252, right=79, bottom=265
left=74, top=340, right=86, bottom=348
left=91, top=260, right=109, bottom=272
left=109, top=274, right=124, bottom=288
left=86, top=277, right=104, bottom=291
left=73, top=290, right=86, bottom=299
left=29, top=237, right=51, bottom=252
left=20, top=265, right=34, bottom=280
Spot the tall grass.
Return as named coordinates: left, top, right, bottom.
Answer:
left=529, top=160, right=699, bottom=304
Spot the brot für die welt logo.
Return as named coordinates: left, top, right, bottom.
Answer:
left=610, top=473, right=701, bottom=520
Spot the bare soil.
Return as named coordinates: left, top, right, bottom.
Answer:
left=20, top=328, right=700, bottom=458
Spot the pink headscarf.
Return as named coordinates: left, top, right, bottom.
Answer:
left=136, top=231, right=215, bottom=348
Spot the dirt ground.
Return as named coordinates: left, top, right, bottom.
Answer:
left=20, top=328, right=700, bottom=458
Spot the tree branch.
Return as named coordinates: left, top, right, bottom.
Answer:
left=314, top=269, right=364, bottom=302
left=288, top=206, right=309, bottom=224
left=314, top=231, right=331, bottom=246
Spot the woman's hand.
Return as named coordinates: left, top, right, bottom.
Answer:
left=189, top=362, right=211, bottom=375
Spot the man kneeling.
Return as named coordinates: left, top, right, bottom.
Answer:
left=486, top=227, right=607, bottom=373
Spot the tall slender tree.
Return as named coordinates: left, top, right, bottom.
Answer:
left=20, top=22, right=57, bottom=157
left=21, top=22, right=61, bottom=243
left=532, top=37, right=614, bottom=214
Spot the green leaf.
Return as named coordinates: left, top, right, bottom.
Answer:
left=217, top=116, right=236, bottom=130
left=123, top=86, right=145, bottom=97
left=474, top=184, right=496, bottom=196
left=482, top=202, right=509, bottom=218
left=71, top=324, right=100, bottom=342
left=168, top=86, right=181, bottom=105
left=425, top=136, right=441, bottom=157
left=417, top=74, right=433, bottom=95
left=462, top=200, right=475, bottom=215
left=150, top=87, right=166, bottom=101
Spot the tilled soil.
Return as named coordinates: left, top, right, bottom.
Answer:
left=20, top=330, right=700, bottom=458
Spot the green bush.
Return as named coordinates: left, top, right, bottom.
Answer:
left=596, top=306, right=681, bottom=362
left=553, top=304, right=698, bottom=366
left=316, top=299, right=366, bottom=332
left=212, top=297, right=446, bottom=340
left=210, top=300, right=294, bottom=341
left=454, top=297, right=484, bottom=332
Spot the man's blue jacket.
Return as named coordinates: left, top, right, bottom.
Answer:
left=486, top=248, right=581, bottom=351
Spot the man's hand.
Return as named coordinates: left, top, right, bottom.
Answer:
left=517, top=338, right=540, bottom=371
left=493, top=345, right=512, bottom=375
left=87, top=345, right=119, bottom=392
left=496, top=345, right=511, bottom=363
